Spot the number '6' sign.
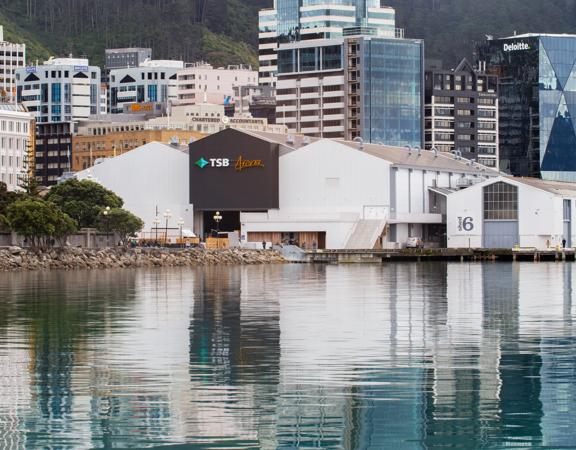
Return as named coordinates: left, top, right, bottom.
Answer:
left=457, top=216, right=474, bottom=232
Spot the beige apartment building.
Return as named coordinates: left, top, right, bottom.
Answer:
left=72, top=129, right=204, bottom=171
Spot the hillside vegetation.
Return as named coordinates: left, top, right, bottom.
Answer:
left=1, top=0, right=576, bottom=68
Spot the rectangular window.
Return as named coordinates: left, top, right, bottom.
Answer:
left=484, top=182, right=518, bottom=221
left=148, top=84, right=158, bottom=102
left=51, top=83, right=61, bottom=103
left=299, top=48, right=318, bottom=72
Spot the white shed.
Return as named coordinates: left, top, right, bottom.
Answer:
left=446, top=176, right=576, bottom=249
left=75, top=142, right=193, bottom=237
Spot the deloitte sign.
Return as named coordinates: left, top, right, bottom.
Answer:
left=503, top=42, right=530, bottom=52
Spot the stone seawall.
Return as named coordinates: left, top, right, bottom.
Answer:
left=0, top=247, right=286, bottom=272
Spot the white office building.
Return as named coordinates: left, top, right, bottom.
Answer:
left=15, top=57, right=101, bottom=123
left=0, top=103, right=32, bottom=191
left=0, top=26, right=26, bottom=103
left=108, top=59, right=184, bottom=113
left=176, top=62, right=257, bottom=106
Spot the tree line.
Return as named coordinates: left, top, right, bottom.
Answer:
left=0, top=179, right=143, bottom=247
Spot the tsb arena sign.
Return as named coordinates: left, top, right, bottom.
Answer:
left=195, top=156, right=265, bottom=171
left=503, top=42, right=530, bottom=52
left=189, top=128, right=280, bottom=211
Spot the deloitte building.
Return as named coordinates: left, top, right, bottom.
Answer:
left=478, top=34, right=576, bottom=182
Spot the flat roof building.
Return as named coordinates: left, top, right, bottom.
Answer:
left=105, top=48, right=152, bottom=71
left=108, top=59, right=183, bottom=113
left=259, top=0, right=399, bottom=86
left=0, top=103, right=33, bottom=190
left=478, top=34, right=576, bottom=182
left=72, top=128, right=204, bottom=171
left=425, top=59, right=499, bottom=168
left=15, top=57, right=101, bottom=123
left=0, top=26, right=26, bottom=104
left=176, top=63, right=258, bottom=106
left=276, top=34, right=424, bottom=147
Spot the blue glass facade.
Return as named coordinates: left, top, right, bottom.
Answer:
left=359, top=38, right=424, bottom=147
left=479, top=35, right=576, bottom=182
left=271, top=0, right=395, bottom=42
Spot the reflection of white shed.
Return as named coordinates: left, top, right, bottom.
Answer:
left=75, top=142, right=193, bottom=234
left=446, top=176, right=576, bottom=249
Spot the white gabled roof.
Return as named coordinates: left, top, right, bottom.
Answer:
left=75, top=141, right=187, bottom=180
left=444, top=175, right=576, bottom=199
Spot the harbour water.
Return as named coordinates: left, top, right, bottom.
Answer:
left=0, top=262, right=575, bottom=449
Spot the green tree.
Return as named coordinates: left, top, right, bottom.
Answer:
left=6, top=198, right=77, bottom=247
left=0, top=182, right=23, bottom=216
left=96, top=208, right=144, bottom=243
left=45, top=179, right=123, bottom=229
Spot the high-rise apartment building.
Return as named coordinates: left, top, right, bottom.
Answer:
left=424, top=59, right=499, bottom=168
left=0, top=103, right=32, bottom=191
left=276, top=33, right=424, bottom=147
left=15, top=57, right=101, bottom=123
left=0, top=26, right=26, bottom=103
left=108, top=59, right=183, bottom=113
left=34, top=121, right=73, bottom=186
left=176, top=63, right=258, bottom=106
left=259, top=0, right=398, bottom=86
left=478, top=34, right=576, bottom=182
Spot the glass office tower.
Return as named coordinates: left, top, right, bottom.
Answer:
left=275, top=35, right=424, bottom=148
left=259, top=0, right=397, bottom=86
left=478, top=34, right=576, bottom=182
left=356, top=37, right=424, bottom=147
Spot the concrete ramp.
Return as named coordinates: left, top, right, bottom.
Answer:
left=345, top=219, right=387, bottom=250
left=274, top=244, right=308, bottom=262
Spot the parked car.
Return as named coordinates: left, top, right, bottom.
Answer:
left=406, top=237, right=423, bottom=249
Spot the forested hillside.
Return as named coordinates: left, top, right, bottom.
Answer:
left=388, top=0, right=576, bottom=67
left=1, top=0, right=576, bottom=68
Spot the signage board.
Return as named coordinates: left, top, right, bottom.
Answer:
left=189, top=128, right=279, bottom=211
left=503, top=42, right=530, bottom=52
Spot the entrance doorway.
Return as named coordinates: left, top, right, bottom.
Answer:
left=202, top=211, right=240, bottom=238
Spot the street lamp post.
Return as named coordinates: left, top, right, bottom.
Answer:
left=177, top=218, right=184, bottom=248
left=213, top=211, right=222, bottom=237
left=103, top=206, right=111, bottom=246
left=163, top=209, right=172, bottom=246
left=153, top=216, right=160, bottom=245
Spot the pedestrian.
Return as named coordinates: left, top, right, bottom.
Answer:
left=562, top=238, right=567, bottom=249
left=262, top=241, right=266, bottom=250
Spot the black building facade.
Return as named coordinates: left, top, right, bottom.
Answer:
left=478, top=34, right=576, bottom=181
left=424, top=59, right=499, bottom=167
left=35, top=122, right=73, bottom=186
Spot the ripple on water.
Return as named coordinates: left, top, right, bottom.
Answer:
left=0, top=262, right=575, bottom=449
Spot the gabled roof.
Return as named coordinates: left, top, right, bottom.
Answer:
left=454, top=58, right=475, bottom=74
left=512, top=177, right=576, bottom=197
left=442, top=176, right=576, bottom=199
left=232, top=129, right=501, bottom=175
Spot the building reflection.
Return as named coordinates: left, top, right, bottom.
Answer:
left=1, top=262, right=576, bottom=448
left=272, top=262, right=576, bottom=449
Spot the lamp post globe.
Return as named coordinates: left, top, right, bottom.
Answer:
left=213, top=211, right=222, bottom=236
left=103, top=206, right=111, bottom=246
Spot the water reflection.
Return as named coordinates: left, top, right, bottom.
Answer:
left=0, top=262, right=575, bottom=449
